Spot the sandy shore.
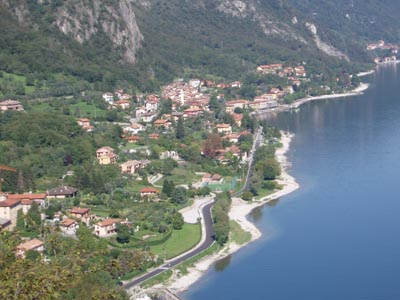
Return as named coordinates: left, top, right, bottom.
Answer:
left=165, top=131, right=299, bottom=293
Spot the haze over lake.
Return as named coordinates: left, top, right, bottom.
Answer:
left=182, top=64, right=400, bottom=300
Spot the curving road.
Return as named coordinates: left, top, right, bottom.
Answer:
left=123, top=201, right=215, bottom=289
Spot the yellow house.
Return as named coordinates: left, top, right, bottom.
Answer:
left=96, top=146, right=117, bottom=165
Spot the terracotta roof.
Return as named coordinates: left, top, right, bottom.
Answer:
left=78, top=118, right=90, bottom=122
left=0, top=198, right=21, bottom=208
left=70, top=207, right=90, bottom=215
left=96, top=218, right=123, bottom=227
left=96, top=146, right=114, bottom=153
left=212, top=174, right=222, bottom=180
left=216, top=124, right=231, bottom=128
left=140, top=187, right=160, bottom=194
left=16, top=239, right=44, bottom=251
left=7, top=193, right=47, bottom=201
left=61, top=218, right=76, bottom=227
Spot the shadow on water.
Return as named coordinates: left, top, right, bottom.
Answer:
left=214, top=255, right=231, bottom=272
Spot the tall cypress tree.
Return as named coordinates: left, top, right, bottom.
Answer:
left=176, top=117, right=185, bottom=139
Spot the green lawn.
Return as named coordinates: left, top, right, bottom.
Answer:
left=150, top=223, right=201, bottom=260
left=160, top=167, right=201, bottom=186
left=229, top=220, right=251, bottom=245
left=124, top=182, right=151, bottom=193
left=70, top=102, right=107, bottom=118
left=254, top=187, right=275, bottom=200
left=0, top=72, right=36, bottom=95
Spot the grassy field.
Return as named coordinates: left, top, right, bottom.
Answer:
left=69, top=101, right=107, bottom=118
left=0, top=72, right=36, bottom=95
left=254, top=187, right=276, bottom=200
left=150, top=223, right=201, bottom=260
left=159, top=167, right=201, bottom=186
left=229, top=220, right=252, bottom=245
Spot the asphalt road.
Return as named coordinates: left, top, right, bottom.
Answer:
left=233, top=126, right=263, bottom=196
left=123, top=201, right=215, bottom=289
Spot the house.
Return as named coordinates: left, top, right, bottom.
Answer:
left=153, top=119, right=171, bottom=129
left=160, top=151, right=180, bottom=160
left=0, top=100, right=24, bottom=111
left=70, top=207, right=91, bottom=224
left=149, top=133, right=159, bottom=140
left=16, top=238, right=44, bottom=258
left=216, top=124, right=232, bottom=135
left=102, top=93, right=114, bottom=104
left=202, top=173, right=223, bottom=184
left=230, top=81, right=242, bottom=88
left=294, top=66, right=307, bottom=77
left=60, top=218, right=78, bottom=235
left=114, top=100, right=131, bottom=110
left=96, top=146, right=117, bottom=165
left=202, top=173, right=212, bottom=183
left=7, top=193, right=46, bottom=214
left=114, top=89, right=124, bottom=99
left=124, top=123, right=145, bottom=135
left=94, top=218, right=124, bottom=237
left=211, top=174, right=223, bottom=183
left=223, top=133, right=241, bottom=144
left=141, top=112, right=157, bottom=123
left=256, top=64, right=283, bottom=74
left=120, top=160, right=141, bottom=174
left=125, top=135, right=140, bottom=143
left=77, top=118, right=94, bottom=132
left=47, top=186, right=78, bottom=198
left=183, top=108, right=203, bottom=119
left=140, top=187, right=160, bottom=198
left=225, top=99, right=248, bottom=113
left=189, top=79, right=201, bottom=88
left=145, top=98, right=159, bottom=112
left=0, top=197, right=21, bottom=230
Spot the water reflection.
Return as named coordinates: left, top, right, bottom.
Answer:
left=214, top=255, right=231, bottom=272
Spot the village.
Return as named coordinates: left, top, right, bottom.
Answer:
left=0, top=60, right=363, bottom=289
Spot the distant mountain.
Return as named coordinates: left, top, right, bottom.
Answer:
left=0, top=0, right=393, bottom=90
left=288, top=0, right=400, bottom=43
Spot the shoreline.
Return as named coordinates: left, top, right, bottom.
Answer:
left=158, top=75, right=374, bottom=296
left=165, top=132, right=299, bottom=294
left=256, top=82, right=370, bottom=116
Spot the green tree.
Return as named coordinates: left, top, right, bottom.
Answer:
left=16, top=209, right=25, bottom=231
left=25, top=202, right=41, bottom=233
left=171, top=187, right=187, bottom=205
left=176, top=117, right=185, bottom=139
left=242, top=191, right=253, bottom=201
left=162, top=179, right=175, bottom=197
left=172, top=212, right=184, bottom=230
left=116, top=223, right=132, bottom=244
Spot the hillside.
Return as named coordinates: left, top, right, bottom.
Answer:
left=0, top=0, right=387, bottom=93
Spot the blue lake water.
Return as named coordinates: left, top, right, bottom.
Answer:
left=181, top=64, right=400, bottom=300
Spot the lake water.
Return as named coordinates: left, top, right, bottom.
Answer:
left=181, top=64, right=400, bottom=300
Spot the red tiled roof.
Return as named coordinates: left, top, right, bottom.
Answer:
left=70, top=207, right=90, bottom=215
left=61, top=218, right=77, bottom=227
left=140, top=187, right=160, bottom=193
left=0, top=198, right=21, bottom=208
left=96, top=218, right=123, bottom=227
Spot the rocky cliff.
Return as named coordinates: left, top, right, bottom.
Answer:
left=1, top=0, right=143, bottom=63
